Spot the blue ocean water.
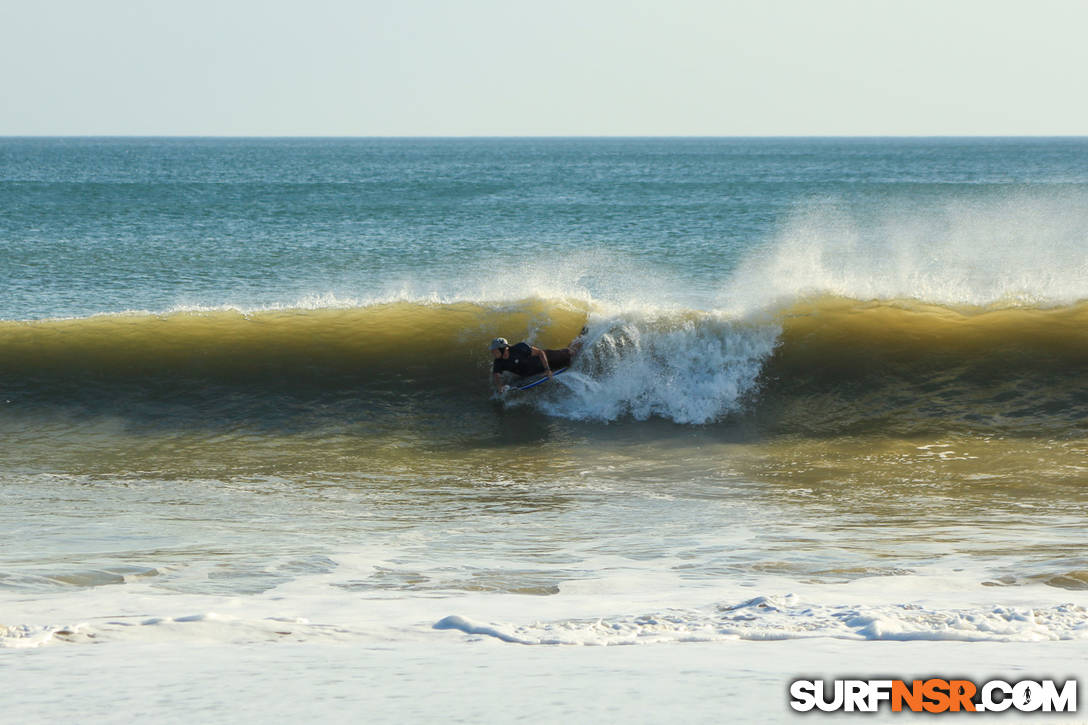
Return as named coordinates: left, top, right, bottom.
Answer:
left=3, top=137, right=1087, bottom=319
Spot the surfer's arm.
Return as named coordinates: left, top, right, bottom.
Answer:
left=492, top=373, right=508, bottom=393
left=530, top=346, right=552, bottom=377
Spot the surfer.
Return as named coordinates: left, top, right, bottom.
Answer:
left=489, top=329, right=585, bottom=393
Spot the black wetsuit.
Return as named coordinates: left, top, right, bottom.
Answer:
left=492, top=342, right=573, bottom=378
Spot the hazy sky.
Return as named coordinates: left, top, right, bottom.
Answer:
left=3, top=0, right=1086, bottom=136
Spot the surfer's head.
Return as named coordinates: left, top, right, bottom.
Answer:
left=489, top=337, right=509, bottom=358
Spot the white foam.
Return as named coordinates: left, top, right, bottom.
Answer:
left=433, top=594, right=1088, bottom=646
left=0, top=623, right=72, bottom=649
left=534, top=309, right=780, bottom=424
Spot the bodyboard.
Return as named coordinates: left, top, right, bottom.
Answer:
left=512, top=367, right=568, bottom=391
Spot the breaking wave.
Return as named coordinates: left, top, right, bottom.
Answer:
left=1, top=294, right=1085, bottom=435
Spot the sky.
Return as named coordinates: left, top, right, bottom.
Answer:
left=2, top=0, right=1086, bottom=136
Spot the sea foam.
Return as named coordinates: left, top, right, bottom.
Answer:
left=433, top=595, right=1088, bottom=646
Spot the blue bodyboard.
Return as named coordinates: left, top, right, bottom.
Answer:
left=512, top=367, right=568, bottom=391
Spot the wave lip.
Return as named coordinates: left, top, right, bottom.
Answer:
left=724, top=193, right=1088, bottom=315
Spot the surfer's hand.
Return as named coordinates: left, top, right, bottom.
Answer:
left=499, top=384, right=510, bottom=394
left=546, top=369, right=553, bottom=379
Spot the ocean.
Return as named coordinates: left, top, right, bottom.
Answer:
left=2, top=138, right=1086, bottom=722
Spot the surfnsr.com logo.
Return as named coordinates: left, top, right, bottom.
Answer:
left=789, top=678, right=1078, bottom=713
